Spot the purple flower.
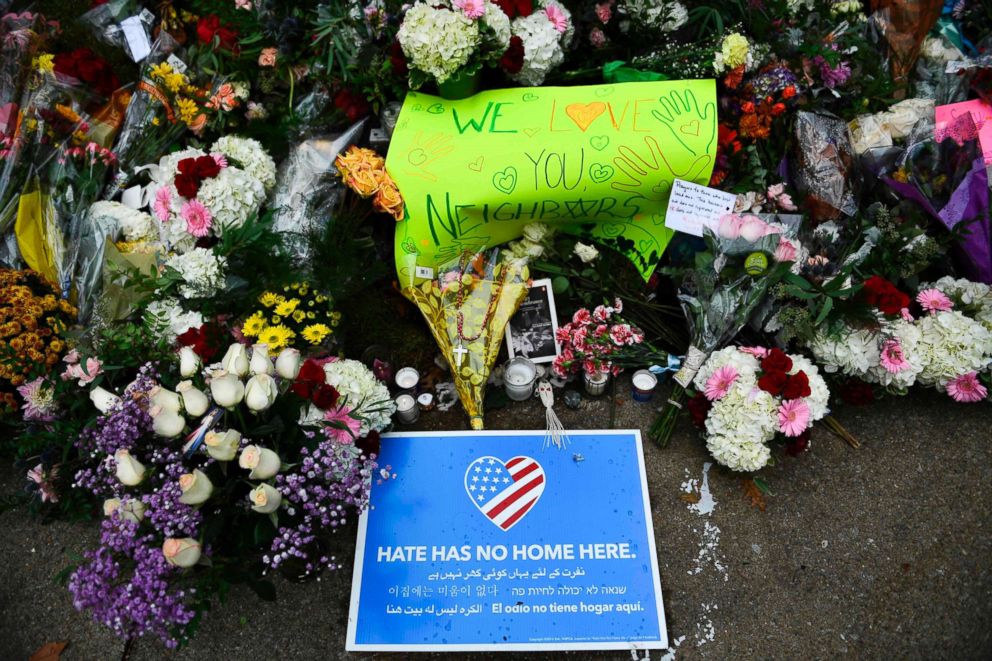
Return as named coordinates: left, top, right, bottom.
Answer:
left=16, top=376, right=57, bottom=422
left=815, top=56, right=852, bottom=89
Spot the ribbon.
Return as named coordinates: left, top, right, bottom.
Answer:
left=648, top=354, right=682, bottom=380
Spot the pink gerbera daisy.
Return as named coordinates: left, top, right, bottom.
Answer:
left=777, top=399, right=810, bottom=437
left=879, top=339, right=909, bottom=373
left=211, top=152, right=228, bottom=169
left=153, top=186, right=173, bottom=222
left=946, top=372, right=987, bottom=403
left=454, top=0, right=485, bottom=19
left=916, top=288, right=953, bottom=314
left=324, top=405, right=362, bottom=444
left=181, top=199, right=213, bottom=237
left=739, top=346, right=770, bottom=358
left=545, top=3, right=568, bottom=33
left=704, top=365, right=738, bottom=401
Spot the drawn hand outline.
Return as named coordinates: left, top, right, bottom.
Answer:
left=650, top=89, right=717, bottom=157
left=610, top=135, right=712, bottom=200
left=404, top=131, right=456, bottom=182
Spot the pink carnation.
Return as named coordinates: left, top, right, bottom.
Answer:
left=773, top=237, right=798, bottom=263
left=704, top=365, right=738, bottom=401
left=609, top=323, right=634, bottom=346
left=589, top=27, right=606, bottom=47
left=258, top=47, right=278, bottom=67
left=181, top=199, right=213, bottom=238
left=777, top=399, right=810, bottom=437
left=595, top=2, right=612, bottom=23
left=946, top=372, right=987, bottom=403
left=572, top=308, right=591, bottom=325
left=545, top=3, right=568, bottom=33
left=879, top=339, right=910, bottom=373
left=916, top=288, right=953, bottom=314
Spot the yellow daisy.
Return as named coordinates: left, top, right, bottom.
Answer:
left=301, top=323, right=331, bottom=345
left=242, top=311, right=266, bottom=337
left=292, top=310, right=306, bottom=324
left=258, top=291, right=280, bottom=307
left=274, top=298, right=300, bottom=317
left=257, top=325, right=295, bottom=351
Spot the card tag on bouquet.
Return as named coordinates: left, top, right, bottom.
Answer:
left=663, top=179, right=737, bottom=238
left=120, top=15, right=151, bottom=62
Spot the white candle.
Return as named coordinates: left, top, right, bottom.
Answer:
left=395, top=367, right=419, bottom=390
left=395, top=393, right=419, bottom=424
left=503, top=358, right=536, bottom=401
left=632, top=371, right=657, bottom=390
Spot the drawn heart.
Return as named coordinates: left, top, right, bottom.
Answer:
left=522, top=92, right=539, bottom=102
left=651, top=181, right=672, bottom=197
left=590, top=135, right=610, bottom=151
left=427, top=103, right=445, bottom=114
left=589, top=162, right=614, bottom=184
left=639, top=239, right=657, bottom=254
left=465, top=456, right=545, bottom=531
left=523, top=127, right=540, bottom=138
left=401, top=238, right=418, bottom=254
left=468, top=156, right=484, bottom=172
left=407, top=148, right=428, bottom=166
left=492, top=166, right=518, bottom=195
left=601, top=223, right=624, bottom=238
left=566, top=102, right=607, bottom=132
left=650, top=213, right=667, bottom=226
left=595, top=86, right=615, bottom=98
left=679, top=120, right=700, bottom=137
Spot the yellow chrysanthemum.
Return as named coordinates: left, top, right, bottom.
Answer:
left=176, top=97, right=199, bottom=124
left=274, top=298, right=300, bottom=317
left=257, top=325, right=295, bottom=351
left=242, top=311, right=266, bottom=337
left=162, top=72, right=188, bottom=93
left=301, top=324, right=331, bottom=345
left=258, top=292, right=280, bottom=307
left=33, top=54, right=54, bottom=74
left=149, top=62, right=174, bottom=80
left=292, top=310, right=306, bottom=324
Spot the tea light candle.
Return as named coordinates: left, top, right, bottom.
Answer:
left=395, top=367, right=419, bottom=391
left=503, top=357, right=537, bottom=401
left=417, top=392, right=435, bottom=411
left=395, top=393, right=419, bottom=424
left=631, top=369, right=658, bottom=402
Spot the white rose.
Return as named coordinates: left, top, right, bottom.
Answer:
left=573, top=242, right=599, bottom=263
left=221, top=343, right=250, bottom=377
left=522, top=222, right=549, bottom=243
left=244, top=373, right=278, bottom=412
left=249, top=483, right=282, bottom=514
left=178, top=346, right=201, bottom=378
left=238, top=444, right=280, bottom=479
left=210, top=370, right=245, bottom=408
left=150, top=404, right=186, bottom=438
left=103, top=497, right=146, bottom=523
left=162, top=538, right=201, bottom=568
left=204, top=428, right=241, bottom=462
left=149, top=386, right=182, bottom=413
left=249, top=344, right=274, bottom=376
left=114, top=449, right=146, bottom=486
left=176, top=381, right=210, bottom=417
left=90, top=386, right=121, bottom=414
left=178, top=469, right=213, bottom=505
left=275, top=348, right=301, bottom=380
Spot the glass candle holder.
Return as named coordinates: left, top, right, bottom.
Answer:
left=395, top=367, right=419, bottom=391
left=394, top=393, right=419, bottom=424
left=631, top=369, right=658, bottom=402
left=503, top=357, right=537, bottom=401
left=584, top=370, right=610, bottom=396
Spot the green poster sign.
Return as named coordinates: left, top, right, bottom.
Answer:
left=387, top=80, right=717, bottom=284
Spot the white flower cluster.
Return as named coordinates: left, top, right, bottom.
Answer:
left=692, top=347, right=829, bottom=472
left=398, top=3, right=481, bottom=84
left=144, top=298, right=204, bottom=342
left=927, top=276, right=992, bottom=330
left=321, top=359, right=396, bottom=435
left=87, top=201, right=157, bottom=244
left=914, top=311, right=992, bottom=390
left=619, top=0, right=688, bottom=33
left=196, top=167, right=267, bottom=231
left=210, top=135, right=277, bottom=193
left=510, top=1, right=572, bottom=86
left=164, top=248, right=228, bottom=299
left=809, top=319, right=923, bottom=391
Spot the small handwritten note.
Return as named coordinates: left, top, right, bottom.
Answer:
left=663, top=179, right=737, bottom=237
left=935, top=99, right=992, bottom=165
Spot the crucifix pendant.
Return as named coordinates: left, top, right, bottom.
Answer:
left=452, top=343, right=468, bottom=367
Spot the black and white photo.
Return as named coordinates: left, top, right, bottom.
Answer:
left=505, top=278, right=560, bottom=364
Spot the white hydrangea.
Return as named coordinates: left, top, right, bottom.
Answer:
left=510, top=5, right=569, bottom=86
left=197, top=167, right=267, bottom=232
left=160, top=211, right=197, bottom=254
left=706, top=434, right=771, bottom=473
left=620, top=0, right=688, bottom=33
left=692, top=346, right=760, bottom=392
left=87, top=201, right=156, bottom=243
left=915, top=310, right=992, bottom=390
left=398, top=3, right=479, bottom=84
left=144, top=298, right=204, bottom=343
left=211, top=135, right=277, bottom=193
left=164, top=248, right=227, bottom=299
left=928, top=276, right=992, bottom=330
left=482, top=1, right=511, bottom=51
left=322, top=359, right=397, bottom=435
left=789, top=354, right=831, bottom=420
left=809, top=327, right=880, bottom=377
left=865, top=319, right=923, bottom=390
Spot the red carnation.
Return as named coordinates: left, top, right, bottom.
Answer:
left=499, top=36, right=525, bottom=75
left=781, top=371, right=811, bottom=400
left=785, top=429, right=811, bottom=457
left=174, top=173, right=199, bottom=199
left=862, top=276, right=910, bottom=316
left=687, top=393, right=712, bottom=428
left=757, top=370, right=788, bottom=396
left=176, top=322, right=223, bottom=361
left=333, top=87, right=370, bottom=123
left=197, top=15, right=238, bottom=51
left=388, top=41, right=407, bottom=77
left=312, top=384, right=340, bottom=410
left=760, top=348, right=793, bottom=374
left=496, top=0, right=533, bottom=18
left=298, top=359, right=325, bottom=384
left=291, top=380, right=313, bottom=400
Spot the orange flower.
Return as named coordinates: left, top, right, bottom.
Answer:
left=374, top=174, right=406, bottom=221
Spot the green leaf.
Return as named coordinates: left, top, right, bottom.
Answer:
left=551, top=276, right=570, bottom=294
left=814, top=296, right=834, bottom=326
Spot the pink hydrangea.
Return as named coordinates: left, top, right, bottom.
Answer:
left=916, top=288, right=953, bottom=314
left=704, top=365, right=738, bottom=401
left=879, top=339, right=910, bottom=373
left=777, top=399, right=810, bottom=437
left=181, top=199, right=213, bottom=238
left=946, top=372, right=987, bottom=403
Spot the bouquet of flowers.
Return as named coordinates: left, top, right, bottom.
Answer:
left=335, top=145, right=405, bottom=221
left=686, top=346, right=831, bottom=472
left=552, top=299, right=645, bottom=379
left=240, top=283, right=341, bottom=354
left=505, top=0, right=573, bottom=86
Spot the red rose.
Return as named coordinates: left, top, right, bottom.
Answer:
left=333, top=87, right=370, bottom=123
left=760, top=348, right=793, bottom=374
left=194, top=155, right=220, bottom=179
left=312, top=384, right=340, bottom=410
left=291, top=380, right=313, bottom=400
left=687, top=393, right=712, bottom=428
left=176, top=322, right=223, bottom=361
left=862, top=276, right=910, bottom=316
left=839, top=379, right=874, bottom=406
left=499, top=36, right=525, bottom=74
left=496, top=0, right=533, bottom=18
left=757, top=370, right=788, bottom=396
left=781, top=371, right=811, bottom=400
left=197, top=15, right=238, bottom=51
left=785, top=429, right=811, bottom=457
left=298, top=359, right=325, bottom=384
left=357, top=429, right=381, bottom=456
left=174, top=173, right=199, bottom=199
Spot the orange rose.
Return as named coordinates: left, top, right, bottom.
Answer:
left=348, top=165, right=385, bottom=197
left=374, top=175, right=406, bottom=221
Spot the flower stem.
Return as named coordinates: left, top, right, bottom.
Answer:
left=648, top=385, right=687, bottom=448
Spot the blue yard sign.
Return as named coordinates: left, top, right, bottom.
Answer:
left=346, top=430, right=668, bottom=652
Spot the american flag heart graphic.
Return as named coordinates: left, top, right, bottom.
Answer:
left=464, top=455, right=545, bottom=531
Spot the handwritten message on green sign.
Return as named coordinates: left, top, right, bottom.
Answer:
left=387, top=80, right=717, bottom=283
